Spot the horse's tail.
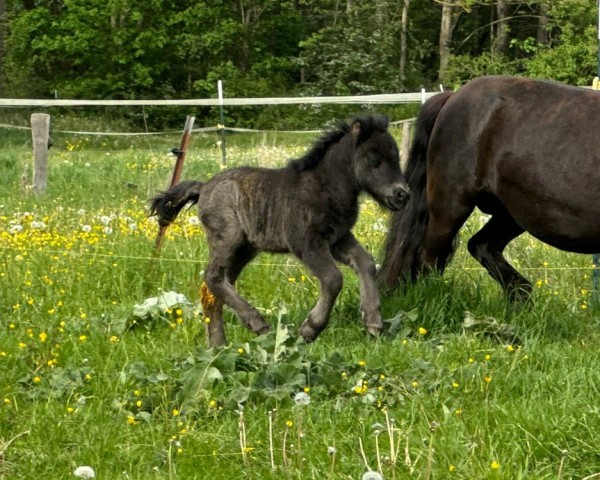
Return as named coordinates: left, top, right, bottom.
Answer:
left=378, top=91, right=454, bottom=290
left=149, top=180, right=204, bottom=227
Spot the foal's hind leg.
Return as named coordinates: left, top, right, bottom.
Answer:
left=204, top=242, right=270, bottom=341
left=331, top=233, right=383, bottom=337
left=296, top=244, right=344, bottom=342
left=467, top=213, right=531, bottom=301
left=202, top=244, right=258, bottom=346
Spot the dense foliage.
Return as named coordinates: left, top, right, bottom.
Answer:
left=0, top=0, right=598, bottom=127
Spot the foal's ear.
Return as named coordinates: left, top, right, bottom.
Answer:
left=351, top=114, right=389, bottom=144
left=351, top=120, right=362, bottom=143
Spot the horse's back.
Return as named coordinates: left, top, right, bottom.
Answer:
left=428, top=76, right=600, bottom=253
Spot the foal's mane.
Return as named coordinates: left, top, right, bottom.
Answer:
left=288, top=123, right=350, bottom=173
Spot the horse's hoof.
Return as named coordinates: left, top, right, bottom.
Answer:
left=298, top=320, right=321, bottom=343
left=367, top=326, right=383, bottom=338
left=256, top=324, right=270, bottom=335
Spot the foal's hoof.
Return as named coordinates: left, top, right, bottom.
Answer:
left=298, top=320, right=324, bottom=343
left=255, top=324, right=271, bottom=336
left=366, top=325, right=383, bottom=338
left=362, top=311, right=384, bottom=338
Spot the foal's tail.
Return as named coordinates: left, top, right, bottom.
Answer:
left=149, top=180, right=204, bottom=227
left=378, top=91, right=453, bottom=290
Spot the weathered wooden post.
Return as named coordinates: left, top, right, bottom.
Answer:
left=400, top=120, right=412, bottom=172
left=154, top=115, right=195, bottom=250
left=31, top=113, right=51, bottom=194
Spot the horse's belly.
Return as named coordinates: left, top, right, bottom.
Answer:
left=509, top=205, right=600, bottom=254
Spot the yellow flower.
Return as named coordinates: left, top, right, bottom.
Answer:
left=33, top=376, right=42, bottom=383
left=491, top=461, right=500, bottom=470
left=412, top=381, right=419, bottom=388
left=485, top=354, right=491, bottom=361
left=110, top=335, right=119, bottom=343
left=175, top=308, right=183, bottom=317
left=286, top=420, right=293, bottom=428
left=484, top=376, right=492, bottom=383
left=67, top=407, right=75, bottom=414
left=303, top=386, right=310, bottom=393
left=39, top=332, right=47, bottom=343
left=127, top=415, right=137, bottom=425
left=204, top=317, right=211, bottom=324
left=18, top=342, right=27, bottom=349
left=506, top=345, right=514, bottom=352
left=172, top=409, right=180, bottom=417
left=452, top=382, right=459, bottom=388
left=418, top=327, right=427, bottom=335
left=449, top=464, right=456, bottom=472
left=358, top=360, right=366, bottom=367
left=79, top=335, right=87, bottom=342
left=237, top=348, right=245, bottom=354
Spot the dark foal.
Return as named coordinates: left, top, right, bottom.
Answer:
left=151, top=114, right=409, bottom=346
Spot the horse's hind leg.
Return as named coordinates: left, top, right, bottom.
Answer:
left=202, top=244, right=258, bottom=346
left=296, top=245, right=344, bottom=342
left=467, top=212, right=531, bottom=301
left=331, top=233, right=383, bottom=337
left=204, top=243, right=269, bottom=341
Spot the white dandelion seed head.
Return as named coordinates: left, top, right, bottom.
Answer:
left=81, top=225, right=92, bottom=233
left=361, top=471, right=383, bottom=480
left=9, top=225, right=23, bottom=234
left=128, top=223, right=138, bottom=231
left=73, top=465, right=96, bottom=478
left=103, top=226, right=113, bottom=235
left=77, top=209, right=86, bottom=215
left=294, top=392, right=311, bottom=406
left=99, top=215, right=111, bottom=225
left=187, top=216, right=201, bottom=225
left=30, top=221, right=47, bottom=230
left=327, top=446, right=336, bottom=455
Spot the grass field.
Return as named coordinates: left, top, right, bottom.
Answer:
left=1, top=125, right=600, bottom=479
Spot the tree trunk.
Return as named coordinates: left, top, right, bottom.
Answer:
left=399, top=0, right=411, bottom=84
left=495, top=0, right=509, bottom=55
left=537, top=1, right=550, bottom=45
left=438, top=0, right=454, bottom=85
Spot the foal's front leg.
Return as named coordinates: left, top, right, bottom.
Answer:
left=331, top=233, right=384, bottom=337
left=296, top=245, right=344, bottom=342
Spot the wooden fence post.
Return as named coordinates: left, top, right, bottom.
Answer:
left=400, top=120, right=412, bottom=172
left=31, top=113, right=50, bottom=194
left=154, top=115, right=196, bottom=250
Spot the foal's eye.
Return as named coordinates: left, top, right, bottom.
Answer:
left=368, top=153, right=381, bottom=168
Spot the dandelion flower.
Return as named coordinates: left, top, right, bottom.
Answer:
left=418, top=327, right=427, bottom=335
left=491, top=461, right=500, bottom=470
left=73, top=466, right=96, bottom=478
left=358, top=360, right=366, bottom=367
left=327, top=446, right=336, bottom=455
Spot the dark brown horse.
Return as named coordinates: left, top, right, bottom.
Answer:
left=379, top=75, right=600, bottom=300
left=151, top=115, right=409, bottom=346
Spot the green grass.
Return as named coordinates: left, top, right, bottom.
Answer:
left=1, top=129, right=600, bottom=479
